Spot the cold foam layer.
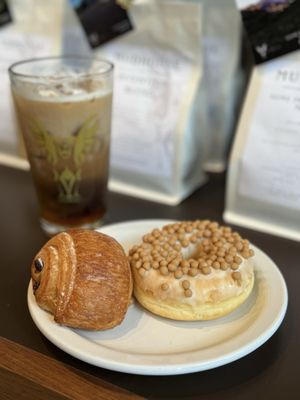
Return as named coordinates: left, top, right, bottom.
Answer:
left=13, top=77, right=112, bottom=103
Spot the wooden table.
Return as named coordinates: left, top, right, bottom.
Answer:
left=0, top=164, right=298, bottom=399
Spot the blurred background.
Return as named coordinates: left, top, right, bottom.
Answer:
left=0, top=0, right=254, bottom=201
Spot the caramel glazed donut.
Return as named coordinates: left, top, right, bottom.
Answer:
left=128, top=220, right=255, bottom=321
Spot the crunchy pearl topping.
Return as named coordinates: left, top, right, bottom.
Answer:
left=174, top=269, right=183, bottom=279
left=161, top=283, right=169, bottom=291
left=184, top=289, right=193, bottom=297
left=232, top=271, right=242, bottom=280
left=182, top=280, right=190, bottom=289
left=128, top=220, right=255, bottom=295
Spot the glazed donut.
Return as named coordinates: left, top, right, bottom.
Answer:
left=128, top=220, right=255, bottom=321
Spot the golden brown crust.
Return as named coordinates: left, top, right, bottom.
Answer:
left=129, top=220, right=255, bottom=320
left=31, top=229, right=132, bottom=330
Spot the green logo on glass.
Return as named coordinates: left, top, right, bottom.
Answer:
left=31, top=116, right=98, bottom=203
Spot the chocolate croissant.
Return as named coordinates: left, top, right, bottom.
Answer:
left=31, top=229, right=132, bottom=330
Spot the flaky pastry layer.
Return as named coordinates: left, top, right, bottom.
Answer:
left=32, top=229, right=132, bottom=330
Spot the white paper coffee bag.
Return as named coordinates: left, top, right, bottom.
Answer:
left=201, top=0, right=244, bottom=173
left=96, top=0, right=206, bottom=204
left=224, top=50, right=300, bottom=241
left=0, top=0, right=72, bottom=168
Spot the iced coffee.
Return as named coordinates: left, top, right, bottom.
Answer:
left=9, top=57, right=113, bottom=235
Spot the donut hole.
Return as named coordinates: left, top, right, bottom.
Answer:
left=181, top=243, right=202, bottom=260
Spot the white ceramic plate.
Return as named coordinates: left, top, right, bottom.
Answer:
left=27, top=219, right=288, bottom=375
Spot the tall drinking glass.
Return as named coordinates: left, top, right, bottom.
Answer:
left=9, top=56, right=113, bottom=236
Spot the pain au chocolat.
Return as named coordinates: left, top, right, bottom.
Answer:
left=31, top=229, right=132, bottom=330
left=128, top=220, right=255, bottom=321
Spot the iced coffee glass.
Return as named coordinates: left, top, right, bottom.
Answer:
left=9, top=56, right=113, bottom=235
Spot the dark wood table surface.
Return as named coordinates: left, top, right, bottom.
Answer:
left=0, top=164, right=298, bottom=400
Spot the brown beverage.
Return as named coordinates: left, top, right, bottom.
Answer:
left=9, top=57, right=113, bottom=235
